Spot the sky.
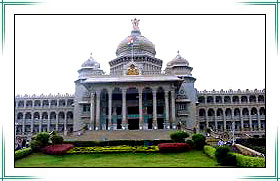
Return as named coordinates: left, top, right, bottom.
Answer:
left=15, top=15, right=265, bottom=95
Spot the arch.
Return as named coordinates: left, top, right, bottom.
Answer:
left=50, top=112, right=56, bottom=119
left=241, top=96, right=248, bottom=103
left=199, top=109, right=206, bottom=117
left=25, top=112, right=32, bottom=119
left=42, top=112, right=48, bottom=119
left=18, top=101, right=24, bottom=107
left=216, top=108, right=223, bottom=116
left=249, top=95, right=256, bottom=103
left=260, top=107, right=265, bottom=115
left=224, top=96, right=231, bottom=103
left=258, top=95, right=265, bottom=102
left=17, top=112, right=23, bottom=120
left=215, top=96, right=222, bottom=103
left=51, top=100, right=57, bottom=106
left=59, top=99, right=66, bottom=107
left=34, top=100, right=41, bottom=107
left=67, top=111, right=73, bottom=119
left=242, top=108, right=249, bottom=115
left=207, top=108, right=215, bottom=116
left=207, top=96, right=214, bottom=104
left=42, top=100, right=49, bottom=107
left=198, top=96, right=205, bottom=104
left=26, top=100, right=32, bottom=107
left=234, top=108, right=240, bottom=116
left=232, top=96, right=239, bottom=103
left=157, top=87, right=165, bottom=100
left=33, top=112, right=40, bottom=119
left=251, top=107, right=258, bottom=115
left=225, top=108, right=232, bottom=117
left=143, top=87, right=153, bottom=100
left=67, top=99, right=74, bottom=106
left=58, top=112, right=65, bottom=120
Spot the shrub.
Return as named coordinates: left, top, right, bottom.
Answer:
left=51, top=135, right=64, bottom=145
left=42, top=144, right=74, bottom=155
left=204, top=145, right=216, bottom=159
left=192, top=134, right=206, bottom=150
left=30, top=140, right=43, bottom=152
left=158, top=143, right=190, bottom=153
left=170, top=131, right=189, bottom=143
left=185, top=139, right=194, bottom=149
left=67, top=145, right=159, bottom=154
left=215, top=146, right=237, bottom=166
left=34, top=132, right=50, bottom=147
left=231, top=153, right=265, bottom=167
left=15, top=148, right=32, bottom=160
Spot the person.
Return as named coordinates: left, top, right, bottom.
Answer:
left=22, top=139, right=26, bottom=148
left=217, top=139, right=224, bottom=146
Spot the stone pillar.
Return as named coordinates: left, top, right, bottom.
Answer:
left=249, top=114, right=252, bottom=131
left=55, top=113, right=59, bottom=131
left=108, top=89, right=113, bottom=130
left=205, top=112, right=209, bottom=129
left=257, top=113, right=261, bottom=131
left=112, top=107, right=117, bottom=130
left=90, top=93, right=95, bottom=130
left=164, top=90, right=169, bottom=129
left=223, top=109, right=226, bottom=131
left=122, top=89, right=127, bottom=129
left=214, top=110, right=218, bottom=131
left=22, top=119, right=25, bottom=134
left=232, top=111, right=235, bottom=131
left=64, top=116, right=67, bottom=136
left=47, top=115, right=50, bottom=132
left=240, top=116, right=244, bottom=131
left=96, top=90, right=101, bottom=130
left=152, top=90, right=157, bottom=129
left=31, top=117, right=34, bottom=133
left=138, top=89, right=143, bottom=129
left=171, top=89, right=176, bottom=128
left=39, top=120, right=42, bottom=133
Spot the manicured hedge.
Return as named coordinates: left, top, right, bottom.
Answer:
left=203, top=145, right=216, bottom=159
left=67, top=145, right=159, bottom=154
left=15, top=148, right=32, bottom=160
left=230, top=153, right=265, bottom=167
left=158, top=143, right=190, bottom=153
left=64, top=140, right=171, bottom=147
left=41, top=144, right=74, bottom=155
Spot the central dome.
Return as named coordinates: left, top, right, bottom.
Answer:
left=116, top=19, right=156, bottom=57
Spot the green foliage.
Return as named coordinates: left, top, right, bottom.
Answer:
left=231, top=153, right=265, bottom=167
left=215, top=146, right=236, bottom=166
left=170, top=131, right=189, bottom=143
left=15, top=148, right=32, bottom=160
left=34, top=132, right=50, bottom=147
left=67, top=145, right=159, bottom=154
left=203, top=145, right=216, bottom=159
left=51, top=135, right=64, bottom=145
left=192, top=134, right=206, bottom=150
left=30, top=140, right=43, bottom=152
left=185, top=139, right=194, bottom=148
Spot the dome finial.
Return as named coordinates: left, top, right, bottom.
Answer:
left=177, top=50, right=180, bottom=55
left=131, top=18, right=140, bottom=31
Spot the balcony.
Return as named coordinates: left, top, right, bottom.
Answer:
left=177, top=110, right=188, bottom=116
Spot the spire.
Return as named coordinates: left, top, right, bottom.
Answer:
left=131, top=18, right=140, bottom=31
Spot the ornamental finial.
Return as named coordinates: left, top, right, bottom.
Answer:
left=177, top=50, right=180, bottom=54
left=131, top=18, right=140, bottom=31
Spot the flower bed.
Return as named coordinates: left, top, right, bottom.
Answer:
left=42, top=144, right=74, bottom=155
left=158, top=143, right=190, bottom=152
left=67, top=145, right=159, bottom=154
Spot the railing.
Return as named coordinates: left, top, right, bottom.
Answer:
left=177, top=110, right=188, bottom=115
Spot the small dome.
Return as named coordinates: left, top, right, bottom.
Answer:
left=81, top=53, right=100, bottom=69
left=166, top=51, right=189, bottom=68
left=116, top=19, right=156, bottom=57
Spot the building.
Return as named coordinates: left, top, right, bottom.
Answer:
left=14, top=18, right=265, bottom=137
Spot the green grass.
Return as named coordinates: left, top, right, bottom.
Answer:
left=15, top=150, right=224, bottom=167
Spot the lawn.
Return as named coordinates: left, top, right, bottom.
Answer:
left=15, top=150, right=223, bottom=167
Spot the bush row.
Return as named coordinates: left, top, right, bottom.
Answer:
left=15, top=148, right=32, bottom=160
left=41, top=144, right=74, bottom=155
left=230, top=153, right=265, bottom=167
left=203, top=145, right=216, bottom=159
left=158, top=143, right=191, bottom=152
left=67, top=145, right=159, bottom=154
left=64, top=140, right=171, bottom=147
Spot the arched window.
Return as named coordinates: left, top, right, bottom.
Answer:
left=50, top=112, right=56, bottom=119
left=234, top=108, right=240, bottom=116
left=199, top=109, right=206, bottom=117
left=232, top=96, right=239, bottom=103
left=26, top=100, right=32, bottom=107
left=58, top=112, right=65, bottom=120
left=67, top=111, right=73, bottom=119
left=216, top=108, right=223, bottom=116
left=258, top=95, right=265, bottom=102
left=25, top=112, right=32, bottom=119
left=51, top=100, right=57, bottom=106
left=215, top=96, right=222, bottom=103
left=67, top=99, right=74, bottom=106
left=241, top=96, right=248, bottom=103
left=207, top=96, right=214, bottom=104
left=224, top=96, right=231, bottom=103
left=225, top=108, right=232, bottom=117
left=18, top=101, right=24, bottom=107
left=59, top=100, right=66, bottom=107
left=198, top=96, right=205, bottom=104
left=42, top=100, right=49, bottom=107
left=251, top=107, right=258, bottom=115
left=17, top=112, right=23, bottom=120
left=242, top=108, right=249, bottom=115
left=33, top=112, right=40, bottom=119
left=42, top=112, right=48, bottom=119
left=207, top=109, right=215, bottom=116
left=34, top=100, right=41, bottom=107
left=249, top=95, right=256, bottom=103
left=260, top=107, right=265, bottom=115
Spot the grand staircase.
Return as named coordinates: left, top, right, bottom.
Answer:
left=64, top=130, right=175, bottom=141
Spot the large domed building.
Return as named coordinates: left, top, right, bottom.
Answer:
left=15, top=19, right=265, bottom=138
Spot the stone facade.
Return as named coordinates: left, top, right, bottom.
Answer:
left=14, top=19, right=265, bottom=137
